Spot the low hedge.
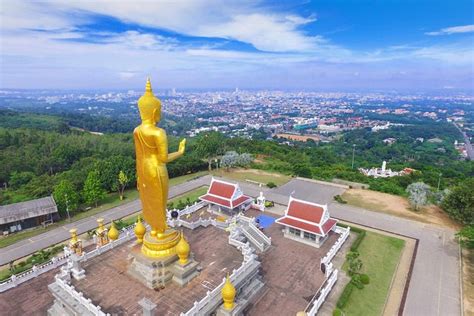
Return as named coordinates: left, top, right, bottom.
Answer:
left=336, top=283, right=354, bottom=309
left=350, top=230, right=366, bottom=251
left=337, top=223, right=367, bottom=251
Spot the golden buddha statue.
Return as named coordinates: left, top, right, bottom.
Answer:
left=134, top=78, right=186, bottom=258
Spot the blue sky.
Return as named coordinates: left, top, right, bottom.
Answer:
left=1, top=0, right=473, bottom=91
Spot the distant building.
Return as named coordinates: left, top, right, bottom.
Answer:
left=199, top=178, right=253, bottom=213
left=0, top=196, right=58, bottom=234
left=359, top=161, right=414, bottom=178
left=383, top=138, right=397, bottom=145
left=275, top=197, right=337, bottom=248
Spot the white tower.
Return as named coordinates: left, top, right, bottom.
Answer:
left=382, top=161, right=387, bottom=173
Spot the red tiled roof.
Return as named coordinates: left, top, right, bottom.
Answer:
left=321, top=218, right=337, bottom=235
left=208, top=180, right=235, bottom=199
left=287, top=200, right=325, bottom=224
left=275, top=217, right=322, bottom=235
left=199, top=195, right=231, bottom=208
left=232, top=195, right=253, bottom=208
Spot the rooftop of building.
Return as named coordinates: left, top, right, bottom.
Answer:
left=0, top=196, right=57, bottom=225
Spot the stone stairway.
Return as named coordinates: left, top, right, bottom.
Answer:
left=241, top=223, right=271, bottom=252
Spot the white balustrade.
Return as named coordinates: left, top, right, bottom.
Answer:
left=305, top=270, right=339, bottom=316
left=321, top=226, right=350, bottom=266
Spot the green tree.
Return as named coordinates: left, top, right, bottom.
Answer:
left=82, top=170, right=106, bottom=207
left=442, top=178, right=474, bottom=225
left=195, top=132, right=225, bottom=171
left=9, top=171, right=35, bottom=189
left=456, top=225, right=474, bottom=248
left=292, top=163, right=312, bottom=178
left=116, top=170, right=129, bottom=201
left=53, top=179, right=79, bottom=217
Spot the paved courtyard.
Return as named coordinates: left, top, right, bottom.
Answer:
left=246, top=209, right=339, bottom=315
left=73, top=226, right=242, bottom=315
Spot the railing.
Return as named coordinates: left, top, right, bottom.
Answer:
left=166, top=201, right=208, bottom=220
left=55, top=275, right=110, bottom=316
left=235, top=214, right=271, bottom=250
left=321, top=226, right=350, bottom=266
left=0, top=224, right=137, bottom=293
left=181, top=244, right=258, bottom=316
left=305, top=269, right=339, bottom=315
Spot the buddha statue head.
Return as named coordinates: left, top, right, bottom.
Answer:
left=137, top=78, right=162, bottom=124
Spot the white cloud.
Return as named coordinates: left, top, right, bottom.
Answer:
left=425, top=24, right=474, bottom=36
left=197, top=13, right=319, bottom=52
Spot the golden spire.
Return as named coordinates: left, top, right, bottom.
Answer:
left=108, top=221, right=119, bottom=241
left=221, top=273, right=236, bottom=310
left=145, top=77, right=152, bottom=93
left=137, top=77, right=161, bottom=122
left=176, top=231, right=190, bottom=265
left=134, top=215, right=146, bottom=243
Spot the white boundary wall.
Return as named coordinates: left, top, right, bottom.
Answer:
left=305, top=269, right=339, bottom=316
left=54, top=275, right=110, bottom=316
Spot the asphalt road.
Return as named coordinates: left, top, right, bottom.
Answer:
left=0, top=175, right=461, bottom=315
left=454, top=122, right=473, bottom=160
left=0, top=175, right=212, bottom=266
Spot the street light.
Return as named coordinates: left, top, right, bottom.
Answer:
left=351, top=144, right=356, bottom=169
left=65, top=193, right=71, bottom=222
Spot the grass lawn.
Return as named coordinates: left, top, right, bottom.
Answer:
left=342, top=231, right=405, bottom=316
left=0, top=171, right=209, bottom=249
left=168, top=186, right=208, bottom=207
left=211, top=168, right=291, bottom=186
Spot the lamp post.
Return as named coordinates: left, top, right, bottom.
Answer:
left=65, top=193, right=71, bottom=222
left=351, top=144, right=356, bottom=169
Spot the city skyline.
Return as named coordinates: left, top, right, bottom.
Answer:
left=1, top=0, right=473, bottom=91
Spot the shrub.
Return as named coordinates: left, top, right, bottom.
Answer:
left=334, top=195, right=347, bottom=204
left=337, top=283, right=354, bottom=309
left=360, top=274, right=370, bottom=284
left=351, top=274, right=364, bottom=289
left=267, top=182, right=277, bottom=188
left=333, top=308, right=343, bottom=316
left=350, top=230, right=366, bottom=251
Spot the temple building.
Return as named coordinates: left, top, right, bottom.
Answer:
left=199, top=178, right=253, bottom=213
left=275, top=197, right=338, bottom=248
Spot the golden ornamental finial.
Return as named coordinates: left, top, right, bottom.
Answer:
left=176, top=230, right=190, bottom=265
left=108, top=221, right=119, bottom=241
left=145, top=77, right=152, bottom=93
left=134, top=215, right=146, bottom=243
left=222, top=272, right=236, bottom=310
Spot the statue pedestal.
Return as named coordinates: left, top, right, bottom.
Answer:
left=128, top=231, right=200, bottom=289
left=70, top=255, right=85, bottom=281
left=128, top=245, right=177, bottom=289
left=216, top=303, right=243, bottom=316
left=171, top=259, right=200, bottom=287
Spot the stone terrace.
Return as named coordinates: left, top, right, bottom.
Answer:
left=0, top=268, right=57, bottom=315
left=245, top=209, right=339, bottom=315
left=72, top=226, right=242, bottom=315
